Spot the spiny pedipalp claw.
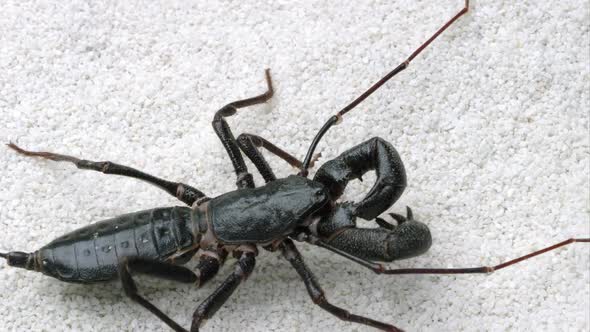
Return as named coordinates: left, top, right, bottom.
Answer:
left=375, top=217, right=396, bottom=230
left=389, top=213, right=407, bottom=225
left=406, top=206, right=414, bottom=221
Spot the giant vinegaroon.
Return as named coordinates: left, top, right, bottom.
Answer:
left=2, top=1, right=589, bottom=331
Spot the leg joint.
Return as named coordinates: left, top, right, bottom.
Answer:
left=216, top=105, right=237, bottom=118
left=237, top=133, right=263, bottom=147
left=236, top=172, right=254, bottom=188
left=312, top=293, right=327, bottom=305
left=235, top=252, right=256, bottom=279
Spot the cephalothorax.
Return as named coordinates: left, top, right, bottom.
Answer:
left=2, top=1, right=588, bottom=331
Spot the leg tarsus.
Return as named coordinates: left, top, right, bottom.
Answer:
left=8, top=142, right=79, bottom=162
left=7, top=142, right=206, bottom=206
left=228, top=68, right=274, bottom=109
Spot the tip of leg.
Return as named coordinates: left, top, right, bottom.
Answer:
left=264, top=69, right=274, bottom=97
left=6, top=142, right=34, bottom=156
left=6, top=142, right=21, bottom=152
left=5, top=142, right=43, bottom=158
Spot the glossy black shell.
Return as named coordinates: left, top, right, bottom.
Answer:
left=37, top=206, right=194, bottom=283
left=208, top=175, right=328, bottom=244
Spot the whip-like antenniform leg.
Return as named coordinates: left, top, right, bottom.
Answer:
left=7, top=143, right=206, bottom=205
left=306, top=234, right=589, bottom=275
left=300, top=0, right=470, bottom=176
left=281, top=239, right=403, bottom=332
left=212, top=70, right=274, bottom=189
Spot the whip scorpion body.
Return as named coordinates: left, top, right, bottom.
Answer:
left=2, top=1, right=588, bottom=331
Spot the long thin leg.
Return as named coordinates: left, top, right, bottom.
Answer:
left=7, top=143, right=206, bottom=206
left=190, top=251, right=256, bottom=332
left=300, top=0, right=470, bottom=174
left=280, top=239, right=402, bottom=332
left=303, top=235, right=590, bottom=275
left=212, top=69, right=273, bottom=189
left=236, top=133, right=321, bottom=183
left=119, top=254, right=222, bottom=332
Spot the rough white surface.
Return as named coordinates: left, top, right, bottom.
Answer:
left=0, top=1, right=589, bottom=331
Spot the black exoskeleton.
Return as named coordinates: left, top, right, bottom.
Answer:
left=3, top=2, right=588, bottom=331
left=2, top=69, right=430, bottom=332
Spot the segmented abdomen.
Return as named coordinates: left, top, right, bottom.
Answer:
left=37, top=206, right=194, bottom=283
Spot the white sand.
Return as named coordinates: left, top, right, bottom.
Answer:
left=1, top=1, right=588, bottom=331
